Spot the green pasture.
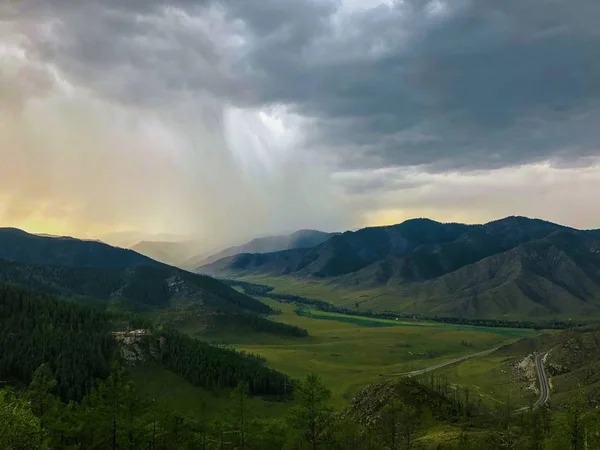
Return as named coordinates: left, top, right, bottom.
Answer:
left=222, top=298, right=536, bottom=407
left=129, top=363, right=289, bottom=420
left=424, top=355, right=538, bottom=408
left=298, top=308, right=537, bottom=338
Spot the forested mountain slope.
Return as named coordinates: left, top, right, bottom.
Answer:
left=0, top=282, right=291, bottom=401
left=0, top=228, right=160, bottom=269
left=0, top=258, right=271, bottom=314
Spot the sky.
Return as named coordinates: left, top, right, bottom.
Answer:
left=1, top=0, right=600, bottom=249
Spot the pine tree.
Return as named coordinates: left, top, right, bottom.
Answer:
left=27, top=364, right=58, bottom=429
left=288, top=374, right=334, bottom=450
left=0, top=388, right=50, bottom=450
left=231, top=381, right=249, bottom=449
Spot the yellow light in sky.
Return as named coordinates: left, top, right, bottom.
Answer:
left=361, top=208, right=494, bottom=228
left=0, top=210, right=131, bottom=241
left=5, top=215, right=86, bottom=238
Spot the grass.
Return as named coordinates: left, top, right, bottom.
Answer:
left=207, top=297, right=538, bottom=408
left=239, top=275, right=384, bottom=309
left=424, top=355, right=538, bottom=408
left=142, top=286, right=539, bottom=413
left=128, top=363, right=289, bottom=420
left=130, top=295, right=541, bottom=420
left=299, top=308, right=537, bottom=338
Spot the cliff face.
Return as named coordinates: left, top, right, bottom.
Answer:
left=112, top=329, right=166, bottom=364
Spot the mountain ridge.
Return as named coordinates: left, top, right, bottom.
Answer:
left=0, top=227, right=160, bottom=269
left=193, top=229, right=336, bottom=268
left=0, top=227, right=271, bottom=315
left=198, top=216, right=600, bottom=319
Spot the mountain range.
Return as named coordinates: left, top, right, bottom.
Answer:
left=0, top=227, right=270, bottom=315
left=130, top=229, right=336, bottom=269
left=192, top=229, right=336, bottom=268
left=198, top=217, right=600, bottom=319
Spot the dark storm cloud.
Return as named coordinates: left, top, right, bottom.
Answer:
left=237, top=0, right=600, bottom=171
left=9, top=0, right=600, bottom=172
left=10, top=0, right=247, bottom=107
left=9, top=0, right=337, bottom=108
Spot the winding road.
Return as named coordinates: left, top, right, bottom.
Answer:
left=534, top=351, right=550, bottom=408
left=397, top=346, right=500, bottom=377
left=392, top=345, right=551, bottom=409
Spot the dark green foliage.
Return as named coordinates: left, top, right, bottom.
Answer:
left=206, top=312, right=308, bottom=337
left=288, top=374, right=335, bottom=450
left=378, top=400, right=420, bottom=450
left=0, top=281, right=290, bottom=407
left=0, top=388, right=49, bottom=449
left=157, top=329, right=293, bottom=396
left=27, top=364, right=59, bottom=429
left=0, top=282, right=114, bottom=402
left=6, top=358, right=600, bottom=449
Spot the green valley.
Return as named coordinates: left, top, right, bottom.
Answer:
left=195, top=296, right=536, bottom=407
left=2, top=224, right=600, bottom=449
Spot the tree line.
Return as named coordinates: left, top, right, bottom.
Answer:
left=0, top=282, right=115, bottom=402
left=205, top=312, right=308, bottom=338
left=156, top=328, right=294, bottom=397
left=3, top=363, right=600, bottom=449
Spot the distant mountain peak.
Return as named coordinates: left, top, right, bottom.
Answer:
left=193, top=229, right=336, bottom=269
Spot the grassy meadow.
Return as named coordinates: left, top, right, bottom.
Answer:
left=129, top=363, right=290, bottom=420
left=239, top=274, right=391, bottom=310
left=423, top=355, right=538, bottom=408
left=210, top=297, right=535, bottom=407
left=298, top=308, right=537, bottom=338
left=134, top=292, right=539, bottom=417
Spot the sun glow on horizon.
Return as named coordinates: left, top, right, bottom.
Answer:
left=361, top=209, right=496, bottom=228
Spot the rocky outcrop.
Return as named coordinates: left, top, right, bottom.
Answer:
left=112, top=329, right=165, bottom=364
left=511, top=353, right=539, bottom=395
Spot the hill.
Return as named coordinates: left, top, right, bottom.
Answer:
left=489, top=324, right=600, bottom=408
left=0, top=257, right=271, bottom=315
left=199, top=217, right=600, bottom=319
left=193, top=229, right=336, bottom=268
left=0, top=228, right=160, bottom=269
left=0, top=227, right=273, bottom=313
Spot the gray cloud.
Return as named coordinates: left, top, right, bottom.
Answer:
left=2, top=0, right=600, bottom=245
left=236, top=0, right=600, bottom=171
left=9, top=0, right=600, bottom=173
left=0, top=0, right=351, bottom=248
left=11, top=0, right=247, bottom=108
